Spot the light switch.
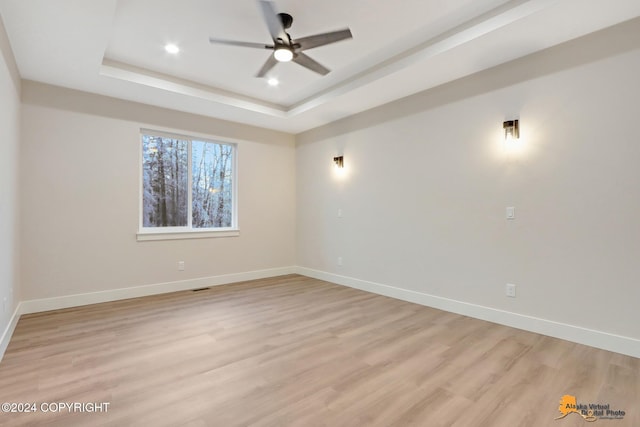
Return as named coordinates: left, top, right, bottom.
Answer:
left=506, top=207, right=515, bottom=220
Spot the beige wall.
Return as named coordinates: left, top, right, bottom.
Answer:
left=20, top=82, right=296, bottom=300
left=0, top=14, right=20, bottom=338
left=296, top=19, right=640, bottom=341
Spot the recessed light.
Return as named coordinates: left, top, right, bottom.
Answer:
left=165, top=43, right=180, bottom=54
left=267, top=78, right=279, bottom=87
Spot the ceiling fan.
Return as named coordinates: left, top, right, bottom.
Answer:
left=209, top=0, right=353, bottom=77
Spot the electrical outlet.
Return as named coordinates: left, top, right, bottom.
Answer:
left=506, top=283, right=516, bottom=298
left=337, top=208, right=343, bottom=218
left=178, top=261, right=185, bottom=271
left=337, top=257, right=343, bottom=266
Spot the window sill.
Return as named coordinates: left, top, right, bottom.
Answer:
left=137, top=229, right=240, bottom=241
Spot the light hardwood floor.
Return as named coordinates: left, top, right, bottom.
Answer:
left=0, top=275, right=637, bottom=426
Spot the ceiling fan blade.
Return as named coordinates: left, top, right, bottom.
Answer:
left=293, top=52, right=330, bottom=75
left=209, top=38, right=273, bottom=50
left=256, top=54, right=278, bottom=78
left=295, top=29, right=352, bottom=50
left=258, top=1, right=288, bottom=44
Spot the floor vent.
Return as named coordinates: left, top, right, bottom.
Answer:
left=192, top=287, right=210, bottom=292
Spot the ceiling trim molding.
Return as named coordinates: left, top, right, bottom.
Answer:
left=288, top=0, right=559, bottom=116
left=0, top=13, right=20, bottom=91
left=296, top=15, right=640, bottom=142
left=100, top=0, right=558, bottom=120
left=100, top=59, right=288, bottom=118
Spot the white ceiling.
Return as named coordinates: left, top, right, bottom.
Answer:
left=1, top=0, right=640, bottom=134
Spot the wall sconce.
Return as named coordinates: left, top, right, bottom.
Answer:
left=503, top=120, right=519, bottom=141
left=333, top=156, right=344, bottom=168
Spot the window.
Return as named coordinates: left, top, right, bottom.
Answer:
left=138, top=130, right=237, bottom=240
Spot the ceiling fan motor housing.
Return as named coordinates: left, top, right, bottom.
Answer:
left=278, top=13, right=293, bottom=29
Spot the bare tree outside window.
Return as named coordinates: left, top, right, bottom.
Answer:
left=192, top=140, right=233, bottom=228
left=141, top=132, right=235, bottom=230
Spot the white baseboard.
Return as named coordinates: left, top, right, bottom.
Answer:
left=20, top=266, right=296, bottom=315
left=0, top=303, right=22, bottom=363
left=295, top=267, right=640, bottom=359
left=1, top=266, right=296, bottom=362
left=4, top=266, right=638, bottom=361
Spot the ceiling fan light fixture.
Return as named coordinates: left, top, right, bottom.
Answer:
left=274, top=47, right=293, bottom=62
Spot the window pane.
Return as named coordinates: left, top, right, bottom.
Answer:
left=142, top=135, right=188, bottom=227
left=192, top=140, right=233, bottom=228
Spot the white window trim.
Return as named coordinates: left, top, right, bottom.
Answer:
left=138, top=128, right=239, bottom=240
left=136, top=229, right=240, bottom=242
